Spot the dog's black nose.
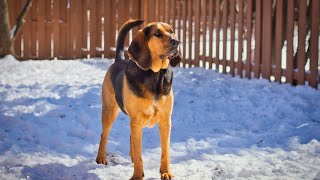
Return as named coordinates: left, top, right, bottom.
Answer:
left=170, top=39, right=179, bottom=47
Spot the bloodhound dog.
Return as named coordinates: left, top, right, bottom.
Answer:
left=96, top=19, right=181, bottom=180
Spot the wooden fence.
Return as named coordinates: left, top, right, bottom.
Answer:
left=8, top=0, right=320, bottom=88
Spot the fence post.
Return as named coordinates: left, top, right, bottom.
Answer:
left=22, top=0, right=31, bottom=60
left=237, top=0, right=243, bottom=77
left=215, top=0, right=221, bottom=71
left=254, top=0, right=262, bottom=79
left=187, top=0, right=193, bottom=66
left=194, top=0, right=200, bottom=67
left=245, top=0, right=252, bottom=78
left=208, top=0, right=214, bottom=70
left=309, top=0, right=319, bottom=88
left=222, top=0, right=228, bottom=74
left=230, top=0, right=235, bottom=76
left=274, top=0, right=283, bottom=83
left=261, top=0, right=272, bottom=80
left=286, top=0, right=294, bottom=85
left=296, top=0, right=307, bottom=85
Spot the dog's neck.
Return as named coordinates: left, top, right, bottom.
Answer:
left=125, top=61, right=173, bottom=99
left=150, top=53, right=170, bottom=72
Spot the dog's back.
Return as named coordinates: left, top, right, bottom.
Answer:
left=110, top=20, right=144, bottom=114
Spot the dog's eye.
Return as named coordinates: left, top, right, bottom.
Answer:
left=154, top=31, right=162, bottom=37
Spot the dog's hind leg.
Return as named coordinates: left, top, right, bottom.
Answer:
left=96, top=73, right=120, bottom=165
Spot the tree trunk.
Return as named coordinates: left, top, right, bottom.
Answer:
left=0, top=0, right=14, bottom=58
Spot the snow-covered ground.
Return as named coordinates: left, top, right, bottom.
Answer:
left=0, top=55, right=319, bottom=180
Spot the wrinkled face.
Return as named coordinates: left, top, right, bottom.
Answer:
left=128, top=21, right=181, bottom=72
left=144, top=22, right=180, bottom=59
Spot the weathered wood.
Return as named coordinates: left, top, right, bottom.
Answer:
left=201, top=0, right=207, bottom=66
left=286, top=0, right=294, bottom=84
left=22, top=0, right=31, bottom=60
left=309, top=0, right=319, bottom=88
left=237, top=0, right=243, bottom=77
left=245, top=0, right=252, bottom=78
left=182, top=0, right=187, bottom=66
left=254, top=0, right=262, bottom=78
left=187, top=0, right=192, bottom=66
left=274, top=0, right=283, bottom=82
left=230, top=0, right=235, bottom=76
left=194, top=0, right=200, bottom=66
left=215, top=0, right=220, bottom=71
left=261, top=0, right=272, bottom=79
left=296, top=0, right=307, bottom=85
left=222, top=0, right=228, bottom=74
left=208, top=0, right=214, bottom=70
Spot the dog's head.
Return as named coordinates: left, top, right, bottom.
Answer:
left=128, top=22, right=181, bottom=72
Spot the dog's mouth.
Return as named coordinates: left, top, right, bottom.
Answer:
left=160, top=48, right=179, bottom=60
left=168, top=49, right=179, bottom=59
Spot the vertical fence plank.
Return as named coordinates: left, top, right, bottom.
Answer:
left=230, top=0, right=235, bottom=76
left=131, top=0, right=141, bottom=40
left=172, top=0, right=176, bottom=31
left=182, top=0, right=187, bottom=66
left=154, top=0, right=158, bottom=22
left=89, top=0, right=97, bottom=58
left=187, top=0, right=193, bottom=66
left=296, top=0, right=307, bottom=85
left=150, top=0, right=156, bottom=23
left=7, top=0, right=15, bottom=28
left=95, top=0, right=103, bottom=57
left=74, top=0, right=84, bottom=58
left=286, top=0, right=294, bottom=84
left=237, top=0, right=243, bottom=77
left=274, top=0, right=283, bottom=82
left=164, top=0, right=168, bottom=23
left=59, top=0, right=69, bottom=59
left=14, top=0, right=22, bottom=58
left=309, top=0, right=319, bottom=88
left=69, top=0, right=76, bottom=58
left=245, top=0, right=252, bottom=78
left=159, top=0, right=164, bottom=22
left=215, top=0, right=220, bottom=71
left=177, top=0, right=181, bottom=45
left=201, top=0, right=207, bottom=66
left=37, top=0, right=46, bottom=59
left=53, top=0, right=60, bottom=58
left=222, top=0, right=227, bottom=73
left=104, top=0, right=115, bottom=58
left=22, top=0, right=31, bottom=60
left=261, top=0, right=272, bottom=79
left=82, top=0, right=89, bottom=57
left=30, top=0, right=38, bottom=58
left=194, top=0, right=200, bottom=66
left=141, top=0, right=147, bottom=23
left=254, top=0, right=262, bottom=78
left=44, top=0, right=52, bottom=59
left=208, top=0, right=214, bottom=70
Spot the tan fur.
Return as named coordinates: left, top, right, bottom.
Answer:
left=147, top=24, right=176, bottom=72
left=96, top=21, right=178, bottom=180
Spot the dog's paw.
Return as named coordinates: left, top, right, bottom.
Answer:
left=129, top=175, right=143, bottom=180
left=96, top=156, right=108, bottom=165
left=160, top=173, right=173, bottom=180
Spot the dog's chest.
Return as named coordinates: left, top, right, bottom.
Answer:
left=138, top=96, right=169, bottom=127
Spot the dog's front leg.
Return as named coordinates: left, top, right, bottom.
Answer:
left=159, top=120, right=173, bottom=180
left=130, top=120, right=144, bottom=180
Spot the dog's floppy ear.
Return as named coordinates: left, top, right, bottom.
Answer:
left=128, top=30, right=151, bottom=71
left=169, top=48, right=182, bottom=67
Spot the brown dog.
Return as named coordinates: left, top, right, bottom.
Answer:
left=96, top=19, right=181, bottom=180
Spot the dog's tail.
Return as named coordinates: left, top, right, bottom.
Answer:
left=115, top=19, right=144, bottom=62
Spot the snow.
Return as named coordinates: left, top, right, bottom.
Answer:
left=0, top=55, right=319, bottom=180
